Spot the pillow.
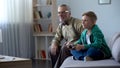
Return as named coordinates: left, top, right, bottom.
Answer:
left=112, top=37, right=120, bottom=62
left=109, top=32, right=120, bottom=50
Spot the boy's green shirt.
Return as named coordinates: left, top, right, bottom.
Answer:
left=75, top=25, right=111, bottom=58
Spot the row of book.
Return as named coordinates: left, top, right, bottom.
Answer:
left=33, top=23, right=52, bottom=33
left=33, top=24, right=42, bottom=33
left=33, top=0, right=52, bottom=6
left=33, top=10, right=43, bottom=20
left=37, top=50, right=46, bottom=59
left=46, top=0, right=52, bottom=5
left=33, top=10, right=51, bottom=19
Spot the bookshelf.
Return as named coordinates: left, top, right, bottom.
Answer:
left=33, top=32, right=54, bottom=59
left=33, top=0, right=58, bottom=33
left=32, top=0, right=58, bottom=59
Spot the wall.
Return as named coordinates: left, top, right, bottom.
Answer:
left=61, top=0, right=120, bottom=44
left=57, top=0, right=70, bottom=6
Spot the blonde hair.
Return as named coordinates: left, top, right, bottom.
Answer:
left=82, top=11, right=97, bottom=21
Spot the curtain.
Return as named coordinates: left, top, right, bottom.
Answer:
left=0, top=0, right=34, bottom=58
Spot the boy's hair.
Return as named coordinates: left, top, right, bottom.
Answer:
left=82, top=11, right=97, bottom=21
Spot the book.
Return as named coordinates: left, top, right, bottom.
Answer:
left=38, top=11, right=43, bottom=18
left=46, top=0, right=52, bottom=5
left=40, top=50, right=46, bottom=59
left=38, top=24, right=42, bottom=32
left=33, top=24, right=42, bottom=33
left=47, top=12, right=51, bottom=18
left=48, top=23, right=52, bottom=32
left=33, top=10, right=40, bottom=20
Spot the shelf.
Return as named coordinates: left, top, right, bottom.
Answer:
left=33, top=18, right=51, bottom=22
left=33, top=4, right=51, bottom=8
left=34, top=58, right=51, bottom=60
left=33, top=32, right=55, bottom=36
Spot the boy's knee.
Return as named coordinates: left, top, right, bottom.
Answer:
left=87, top=47, right=99, bottom=56
left=88, top=47, right=97, bottom=52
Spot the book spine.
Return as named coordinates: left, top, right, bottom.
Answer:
left=33, top=24, right=42, bottom=33
left=33, top=10, right=40, bottom=20
left=38, top=11, right=43, bottom=18
left=48, top=23, right=52, bottom=32
left=40, top=50, right=46, bottom=59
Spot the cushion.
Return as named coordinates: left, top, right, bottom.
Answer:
left=109, top=32, right=120, bottom=50
left=112, top=37, right=120, bottom=62
left=60, top=56, right=120, bottom=68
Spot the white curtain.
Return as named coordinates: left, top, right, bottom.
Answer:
left=0, top=0, right=34, bottom=58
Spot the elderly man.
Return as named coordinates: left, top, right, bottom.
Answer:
left=49, top=4, right=83, bottom=68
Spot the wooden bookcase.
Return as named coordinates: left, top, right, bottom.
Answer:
left=32, top=0, right=58, bottom=59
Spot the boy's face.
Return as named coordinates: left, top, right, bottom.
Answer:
left=82, top=15, right=95, bottom=29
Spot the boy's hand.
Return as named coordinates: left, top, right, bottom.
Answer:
left=75, top=44, right=84, bottom=51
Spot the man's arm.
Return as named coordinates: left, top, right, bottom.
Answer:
left=51, top=24, right=63, bottom=46
left=50, top=24, right=63, bottom=55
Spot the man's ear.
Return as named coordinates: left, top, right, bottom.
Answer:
left=69, top=12, right=71, bottom=15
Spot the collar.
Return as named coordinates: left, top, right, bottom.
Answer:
left=62, top=17, right=72, bottom=25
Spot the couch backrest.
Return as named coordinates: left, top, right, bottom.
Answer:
left=108, top=32, right=120, bottom=50
left=109, top=32, right=120, bottom=62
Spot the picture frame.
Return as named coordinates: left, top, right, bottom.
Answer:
left=98, top=0, right=111, bottom=5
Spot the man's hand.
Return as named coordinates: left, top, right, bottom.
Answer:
left=65, top=42, right=73, bottom=49
left=51, top=44, right=58, bottom=55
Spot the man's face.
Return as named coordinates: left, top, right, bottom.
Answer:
left=58, top=6, right=71, bottom=23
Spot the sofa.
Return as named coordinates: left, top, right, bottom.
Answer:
left=60, top=32, right=120, bottom=68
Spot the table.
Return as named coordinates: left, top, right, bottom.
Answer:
left=0, top=55, right=32, bottom=68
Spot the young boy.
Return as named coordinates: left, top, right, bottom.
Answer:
left=70, top=11, right=111, bottom=61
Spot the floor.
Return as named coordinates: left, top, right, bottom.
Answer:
left=32, top=59, right=52, bottom=68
